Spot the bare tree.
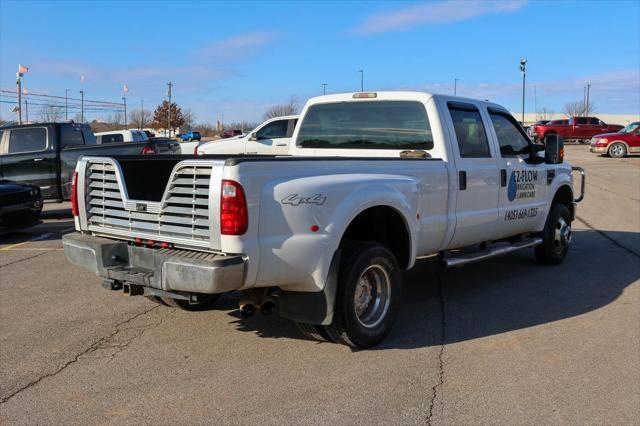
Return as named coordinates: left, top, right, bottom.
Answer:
left=563, top=99, right=596, bottom=118
left=40, top=104, right=64, bottom=122
left=536, top=107, right=554, bottom=121
left=129, top=108, right=152, bottom=129
left=225, top=121, right=258, bottom=132
left=182, top=108, right=195, bottom=130
left=263, top=97, right=300, bottom=120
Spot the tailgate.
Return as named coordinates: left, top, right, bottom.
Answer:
left=76, top=157, right=225, bottom=251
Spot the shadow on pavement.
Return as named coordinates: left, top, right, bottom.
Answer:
left=228, top=229, right=639, bottom=349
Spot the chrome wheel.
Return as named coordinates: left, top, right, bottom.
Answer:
left=353, top=264, right=391, bottom=328
left=609, top=143, right=626, bottom=158
left=554, top=217, right=571, bottom=254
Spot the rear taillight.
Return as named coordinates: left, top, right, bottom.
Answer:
left=71, top=171, right=79, bottom=216
left=194, top=146, right=199, bottom=155
left=220, top=180, right=248, bottom=235
left=141, top=146, right=155, bottom=155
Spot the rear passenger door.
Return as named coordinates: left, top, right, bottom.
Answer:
left=1, top=126, right=58, bottom=199
left=487, top=109, right=546, bottom=239
left=446, top=102, right=500, bottom=248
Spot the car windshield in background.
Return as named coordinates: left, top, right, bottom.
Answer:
left=297, top=101, right=433, bottom=150
left=620, top=122, right=639, bottom=133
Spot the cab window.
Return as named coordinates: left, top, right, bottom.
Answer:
left=256, top=120, right=288, bottom=140
left=61, top=126, right=85, bottom=147
left=99, top=133, right=124, bottom=144
left=8, top=128, right=47, bottom=153
left=576, top=117, right=588, bottom=125
left=448, top=104, right=490, bottom=158
left=489, top=112, right=531, bottom=156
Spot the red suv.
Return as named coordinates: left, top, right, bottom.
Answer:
left=590, top=122, right=640, bottom=158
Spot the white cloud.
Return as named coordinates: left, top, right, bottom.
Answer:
left=194, top=31, right=278, bottom=63
left=355, top=0, right=527, bottom=35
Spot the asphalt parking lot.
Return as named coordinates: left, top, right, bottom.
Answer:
left=1, top=145, right=638, bottom=424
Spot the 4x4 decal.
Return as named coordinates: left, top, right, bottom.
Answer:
left=281, top=194, right=326, bottom=206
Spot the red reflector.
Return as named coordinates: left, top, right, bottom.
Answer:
left=134, top=238, right=142, bottom=245
left=71, top=171, right=79, bottom=216
left=310, top=225, right=319, bottom=232
left=160, top=242, right=170, bottom=248
left=146, top=240, right=155, bottom=246
left=141, top=146, right=155, bottom=155
left=220, top=180, right=248, bottom=235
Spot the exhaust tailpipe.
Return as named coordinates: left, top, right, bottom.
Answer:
left=239, top=303, right=255, bottom=318
left=260, top=298, right=276, bottom=316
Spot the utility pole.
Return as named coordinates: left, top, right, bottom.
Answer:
left=534, top=85, right=537, bottom=117
left=585, top=83, right=591, bottom=117
left=322, top=83, right=327, bottom=95
left=122, top=96, right=127, bottom=129
left=140, top=99, right=144, bottom=129
left=16, top=73, right=23, bottom=124
left=166, top=82, right=172, bottom=137
left=358, top=70, right=364, bottom=91
left=65, top=89, right=69, bottom=120
left=583, top=86, right=586, bottom=115
left=80, top=90, right=84, bottom=123
left=24, top=99, right=28, bottom=123
left=520, top=58, right=527, bottom=124
left=454, top=78, right=459, bottom=95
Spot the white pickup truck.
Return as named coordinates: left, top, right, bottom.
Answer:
left=196, top=115, right=298, bottom=156
left=63, top=92, right=584, bottom=348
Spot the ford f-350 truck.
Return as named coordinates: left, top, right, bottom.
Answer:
left=63, top=92, right=585, bottom=348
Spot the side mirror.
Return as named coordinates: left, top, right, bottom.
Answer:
left=544, top=134, right=564, bottom=164
left=249, top=132, right=258, bottom=141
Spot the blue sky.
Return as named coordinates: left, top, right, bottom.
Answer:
left=1, top=0, right=638, bottom=124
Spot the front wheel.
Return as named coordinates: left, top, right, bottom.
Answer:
left=535, top=204, right=572, bottom=265
left=608, top=142, right=627, bottom=158
left=324, top=242, right=402, bottom=348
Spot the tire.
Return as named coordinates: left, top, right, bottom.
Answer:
left=323, top=242, right=402, bottom=348
left=608, top=142, right=627, bottom=158
left=535, top=204, right=572, bottom=265
left=160, top=293, right=221, bottom=311
left=296, top=322, right=335, bottom=342
left=188, top=138, right=193, bottom=142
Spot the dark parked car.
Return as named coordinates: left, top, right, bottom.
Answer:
left=0, top=180, right=43, bottom=228
left=0, top=122, right=178, bottom=201
left=143, top=130, right=156, bottom=138
left=220, top=129, right=243, bottom=139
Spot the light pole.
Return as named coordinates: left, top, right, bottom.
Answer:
left=140, top=99, right=144, bottom=129
left=24, top=99, right=28, bottom=123
left=520, top=58, right=527, bottom=124
left=166, top=82, right=173, bottom=137
left=65, top=89, right=69, bottom=120
left=585, top=83, right=591, bottom=117
left=322, top=83, right=327, bottom=95
left=454, top=78, right=459, bottom=95
left=122, top=96, right=127, bottom=129
left=358, top=70, right=364, bottom=91
left=80, top=90, right=84, bottom=123
left=16, top=73, right=23, bottom=124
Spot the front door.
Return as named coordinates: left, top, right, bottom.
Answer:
left=1, top=126, right=58, bottom=199
left=247, top=118, right=291, bottom=155
left=487, top=110, right=546, bottom=239
left=446, top=102, right=500, bottom=248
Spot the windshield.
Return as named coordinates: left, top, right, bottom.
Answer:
left=297, top=101, right=433, bottom=150
left=620, top=122, right=639, bottom=133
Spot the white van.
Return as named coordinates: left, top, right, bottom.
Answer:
left=95, top=130, right=148, bottom=144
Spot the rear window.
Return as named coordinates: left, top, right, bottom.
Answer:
left=297, top=101, right=433, bottom=150
left=8, top=128, right=47, bottom=153
left=61, top=125, right=85, bottom=147
left=98, top=133, right=124, bottom=144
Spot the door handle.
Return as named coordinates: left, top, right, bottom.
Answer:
left=458, top=171, right=467, bottom=191
left=500, top=169, right=507, bottom=187
left=33, top=158, right=44, bottom=162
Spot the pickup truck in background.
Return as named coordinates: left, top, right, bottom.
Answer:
left=63, top=92, right=584, bottom=348
left=197, top=115, right=298, bottom=155
left=531, top=116, right=623, bottom=143
left=0, top=123, right=175, bottom=200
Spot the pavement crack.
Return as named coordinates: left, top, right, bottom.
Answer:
left=577, top=215, right=640, bottom=258
left=0, top=305, right=160, bottom=404
left=427, top=272, right=446, bottom=426
left=0, top=251, right=52, bottom=269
